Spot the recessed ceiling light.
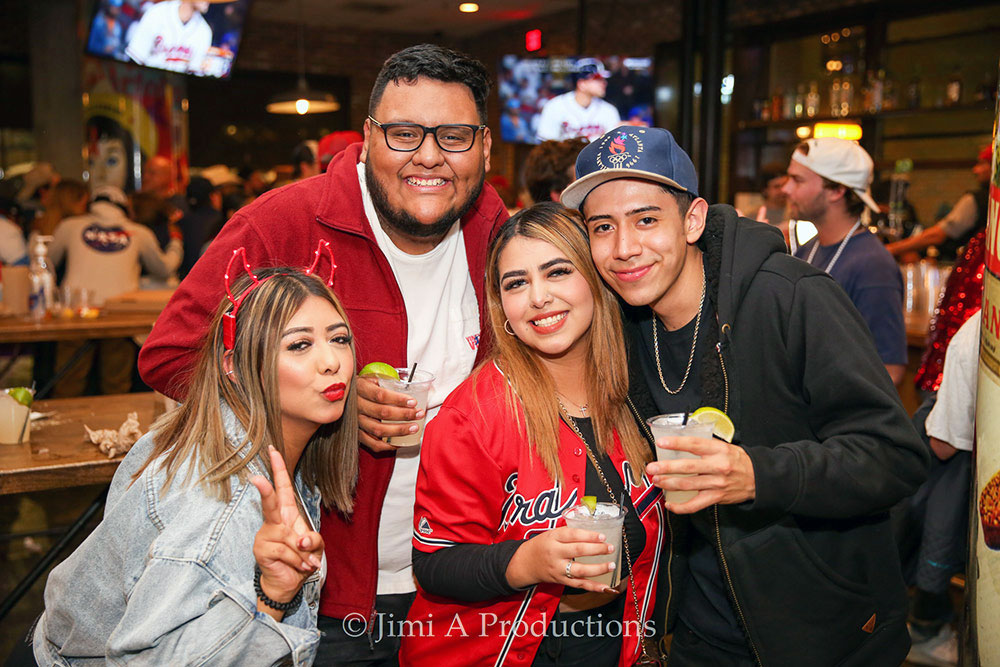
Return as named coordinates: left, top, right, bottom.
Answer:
left=459, top=3, right=479, bottom=12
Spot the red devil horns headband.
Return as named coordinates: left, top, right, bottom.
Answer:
left=222, top=239, right=337, bottom=350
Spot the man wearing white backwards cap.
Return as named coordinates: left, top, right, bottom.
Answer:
left=783, top=137, right=907, bottom=385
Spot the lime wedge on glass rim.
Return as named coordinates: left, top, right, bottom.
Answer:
left=359, top=362, right=400, bottom=381
left=690, top=407, right=735, bottom=443
left=581, top=495, right=598, bottom=514
left=6, top=387, right=33, bottom=408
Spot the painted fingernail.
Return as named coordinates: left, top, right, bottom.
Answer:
left=607, top=544, right=615, bottom=553
left=406, top=399, right=417, bottom=407
left=408, top=424, right=419, bottom=433
left=598, top=533, right=606, bottom=541
left=309, top=555, right=321, bottom=568
left=607, top=562, right=616, bottom=570
left=300, top=561, right=311, bottom=571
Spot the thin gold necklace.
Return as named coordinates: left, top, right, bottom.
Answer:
left=652, top=263, right=705, bottom=395
left=558, top=402, right=664, bottom=666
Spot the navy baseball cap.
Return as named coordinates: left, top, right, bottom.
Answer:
left=560, top=126, right=699, bottom=210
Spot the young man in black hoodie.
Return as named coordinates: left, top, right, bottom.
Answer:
left=561, top=127, right=929, bottom=666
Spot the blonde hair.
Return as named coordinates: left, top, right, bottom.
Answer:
left=136, top=268, right=359, bottom=513
left=485, top=202, right=649, bottom=483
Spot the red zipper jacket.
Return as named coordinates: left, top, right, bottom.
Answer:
left=137, top=143, right=508, bottom=621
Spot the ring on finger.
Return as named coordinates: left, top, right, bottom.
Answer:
left=565, top=560, right=575, bottom=579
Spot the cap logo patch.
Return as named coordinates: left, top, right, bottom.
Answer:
left=597, top=130, right=644, bottom=170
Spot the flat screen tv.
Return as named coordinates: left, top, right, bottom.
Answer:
left=498, top=54, right=654, bottom=144
left=85, top=0, right=253, bottom=78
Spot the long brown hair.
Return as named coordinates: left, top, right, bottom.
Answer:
left=135, top=268, right=359, bottom=513
left=485, top=202, right=648, bottom=483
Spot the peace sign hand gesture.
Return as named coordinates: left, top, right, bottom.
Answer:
left=251, top=445, right=324, bottom=615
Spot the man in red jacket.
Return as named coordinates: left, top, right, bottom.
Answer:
left=137, top=44, right=507, bottom=663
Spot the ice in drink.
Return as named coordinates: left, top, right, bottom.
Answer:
left=563, top=502, right=625, bottom=587
left=377, top=369, right=434, bottom=447
left=647, top=413, right=714, bottom=504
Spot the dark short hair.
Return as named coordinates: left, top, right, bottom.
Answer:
left=291, top=141, right=315, bottom=178
left=523, top=139, right=587, bottom=204
left=660, top=183, right=696, bottom=217
left=759, top=162, right=787, bottom=190
left=369, top=44, right=491, bottom=123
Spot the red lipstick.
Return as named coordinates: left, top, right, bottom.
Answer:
left=322, top=382, right=346, bottom=402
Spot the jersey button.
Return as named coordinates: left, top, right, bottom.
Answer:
left=573, top=447, right=583, bottom=457
left=572, top=474, right=580, bottom=483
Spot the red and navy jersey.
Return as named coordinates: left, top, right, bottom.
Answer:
left=402, top=362, right=665, bottom=666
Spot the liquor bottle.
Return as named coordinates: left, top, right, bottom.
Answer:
left=805, top=81, right=820, bottom=118
left=906, top=73, right=922, bottom=109
left=782, top=89, right=794, bottom=119
left=28, top=235, right=56, bottom=322
left=840, top=77, right=853, bottom=116
left=945, top=66, right=963, bottom=106
left=772, top=88, right=784, bottom=120
left=794, top=84, right=805, bottom=118
left=830, top=78, right=842, bottom=117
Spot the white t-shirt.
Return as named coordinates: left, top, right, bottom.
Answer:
left=0, top=215, right=28, bottom=265
left=925, top=314, right=980, bottom=452
left=125, top=0, right=212, bottom=74
left=535, top=91, right=622, bottom=142
left=357, top=163, right=480, bottom=594
left=47, top=202, right=182, bottom=305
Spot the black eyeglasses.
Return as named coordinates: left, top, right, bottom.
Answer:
left=368, top=116, right=486, bottom=153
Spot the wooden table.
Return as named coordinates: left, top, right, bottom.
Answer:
left=0, top=311, right=159, bottom=344
left=0, top=392, right=162, bottom=495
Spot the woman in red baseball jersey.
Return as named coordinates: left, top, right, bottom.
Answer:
left=402, top=203, right=665, bottom=666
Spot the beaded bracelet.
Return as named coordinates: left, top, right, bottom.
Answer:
left=254, top=565, right=303, bottom=613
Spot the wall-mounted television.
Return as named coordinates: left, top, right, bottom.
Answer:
left=86, top=0, right=253, bottom=78
left=498, top=54, right=654, bottom=144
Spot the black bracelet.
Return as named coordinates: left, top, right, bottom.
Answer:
left=254, top=565, right=303, bottom=613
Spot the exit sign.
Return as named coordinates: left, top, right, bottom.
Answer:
left=525, top=29, right=542, bottom=52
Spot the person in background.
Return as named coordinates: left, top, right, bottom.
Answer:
left=0, top=203, right=28, bottom=266
left=14, top=162, right=60, bottom=225
left=783, top=138, right=907, bottom=386
left=293, top=140, right=321, bottom=181
left=402, top=204, right=664, bottom=666
left=137, top=44, right=507, bottom=664
left=521, top=137, right=587, bottom=206
left=896, top=312, right=980, bottom=667
left=48, top=186, right=182, bottom=396
left=536, top=59, right=622, bottom=143
left=562, top=126, right=927, bottom=665
left=886, top=144, right=992, bottom=261
left=143, top=154, right=189, bottom=222
left=914, top=227, right=985, bottom=394
left=317, top=131, right=363, bottom=173
left=34, top=266, right=358, bottom=666
left=32, top=180, right=90, bottom=238
left=177, top=176, right=222, bottom=276
left=131, top=191, right=182, bottom=286
left=754, top=162, right=789, bottom=240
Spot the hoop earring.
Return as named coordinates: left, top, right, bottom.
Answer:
left=504, top=319, right=515, bottom=336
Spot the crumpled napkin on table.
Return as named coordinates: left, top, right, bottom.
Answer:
left=85, top=411, right=142, bottom=458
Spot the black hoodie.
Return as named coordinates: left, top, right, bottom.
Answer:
left=627, top=205, right=929, bottom=666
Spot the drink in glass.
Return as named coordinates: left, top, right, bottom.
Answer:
left=377, top=368, right=434, bottom=447
left=0, top=393, right=31, bottom=445
left=647, top=413, right=714, bottom=504
left=562, top=502, right=625, bottom=587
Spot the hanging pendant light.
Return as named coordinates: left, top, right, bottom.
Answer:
left=266, top=0, right=339, bottom=115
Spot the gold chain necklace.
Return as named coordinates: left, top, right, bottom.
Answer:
left=558, top=402, right=663, bottom=666
left=557, top=393, right=589, bottom=415
left=652, top=264, right=705, bottom=395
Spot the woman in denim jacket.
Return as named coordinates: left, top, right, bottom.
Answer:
left=34, top=259, right=359, bottom=667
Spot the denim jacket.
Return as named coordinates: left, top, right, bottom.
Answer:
left=33, top=404, right=326, bottom=666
